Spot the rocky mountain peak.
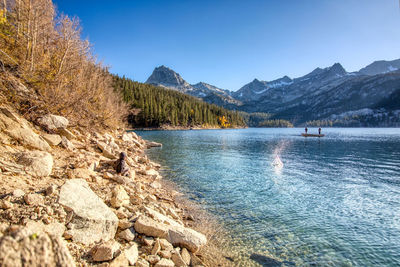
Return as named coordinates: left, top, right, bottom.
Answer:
left=328, top=63, right=347, bottom=75
left=358, top=59, right=400, bottom=76
left=146, top=65, right=190, bottom=87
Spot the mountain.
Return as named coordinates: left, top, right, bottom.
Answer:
left=233, top=76, right=293, bottom=102
left=146, top=65, right=193, bottom=93
left=239, top=62, right=400, bottom=125
left=146, top=59, right=400, bottom=126
left=146, top=66, right=241, bottom=106
left=358, top=59, right=400, bottom=76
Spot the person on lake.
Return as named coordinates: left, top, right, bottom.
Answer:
left=305, top=127, right=308, bottom=134
left=318, top=127, right=322, bottom=135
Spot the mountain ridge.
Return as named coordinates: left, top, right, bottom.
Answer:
left=145, top=58, right=400, bottom=126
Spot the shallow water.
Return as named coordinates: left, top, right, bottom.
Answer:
left=137, top=128, right=400, bottom=266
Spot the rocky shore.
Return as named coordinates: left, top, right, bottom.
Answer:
left=0, top=106, right=230, bottom=266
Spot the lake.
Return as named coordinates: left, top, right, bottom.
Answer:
left=136, top=128, right=400, bottom=266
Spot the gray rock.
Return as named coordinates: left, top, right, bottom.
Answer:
left=42, top=133, right=62, bottom=146
left=171, top=250, right=187, bottom=267
left=181, top=248, right=191, bottom=265
left=24, top=193, right=44, bottom=206
left=134, top=216, right=168, bottom=238
left=60, top=136, right=75, bottom=151
left=92, top=240, right=120, bottom=262
left=12, top=189, right=25, bottom=198
left=45, top=185, right=57, bottom=196
left=167, top=226, right=207, bottom=253
left=155, top=258, right=175, bottom=267
left=58, top=179, right=119, bottom=245
left=0, top=224, right=75, bottom=267
left=57, top=128, right=76, bottom=140
left=124, top=243, right=139, bottom=265
left=118, top=228, right=135, bottom=242
left=37, top=114, right=69, bottom=131
left=136, top=258, right=150, bottom=267
left=0, top=107, right=50, bottom=151
left=97, top=141, right=117, bottom=159
left=110, top=185, right=130, bottom=208
left=17, top=150, right=53, bottom=177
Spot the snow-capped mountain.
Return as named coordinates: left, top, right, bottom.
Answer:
left=146, top=59, right=400, bottom=125
left=358, top=59, right=400, bottom=76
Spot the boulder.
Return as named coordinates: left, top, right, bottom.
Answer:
left=146, top=141, right=162, bottom=148
left=159, top=239, right=174, bottom=251
left=167, top=226, right=207, bottom=253
left=129, top=131, right=139, bottom=140
left=181, top=248, right=190, bottom=265
left=109, top=252, right=129, bottom=267
left=118, top=228, right=135, bottom=242
left=148, top=255, right=161, bottom=265
left=92, top=240, right=120, bottom=262
left=67, top=168, right=95, bottom=180
left=15, top=221, right=65, bottom=239
left=145, top=207, right=182, bottom=227
left=17, top=151, right=53, bottom=177
left=42, top=133, right=62, bottom=146
left=24, top=193, right=44, bottom=206
left=171, top=250, right=187, bottom=267
left=0, top=107, right=50, bottom=151
left=0, top=200, right=13, bottom=209
left=37, top=114, right=69, bottom=131
left=136, top=258, right=150, bottom=267
left=134, top=216, right=168, bottom=238
left=60, top=136, right=75, bottom=151
left=151, top=239, right=161, bottom=255
left=0, top=225, right=75, bottom=267
left=57, top=128, right=76, bottom=140
left=45, top=185, right=57, bottom=196
left=97, top=141, right=117, bottom=159
left=160, top=250, right=172, bottom=259
left=155, top=258, right=175, bottom=267
left=121, top=133, right=132, bottom=142
left=110, top=185, right=130, bottom=208
left=12, top=189, right=25, bottom=198
left=58, top=179, right=119, bottom=245
left=124, top=243, right=139, bottom=265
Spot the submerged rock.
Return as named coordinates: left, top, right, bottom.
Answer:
left=58, top=179, right=118, bottom=245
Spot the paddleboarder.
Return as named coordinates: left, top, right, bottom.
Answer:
left=305, top=127, right=308, bottom=134
left=318, top=128, right=321, bottom=135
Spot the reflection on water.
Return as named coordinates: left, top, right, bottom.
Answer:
left=137, top=128, right=400, bottom=266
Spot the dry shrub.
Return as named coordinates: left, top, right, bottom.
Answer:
left=0, top=0, right=127, bottom=128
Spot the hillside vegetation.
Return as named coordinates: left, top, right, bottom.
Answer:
left=0, top=0, right=126, bottom=128
left=113, top=75, right=246, bottom=128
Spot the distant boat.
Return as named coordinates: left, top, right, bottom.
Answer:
left=301, top=133, right=325, bottom=137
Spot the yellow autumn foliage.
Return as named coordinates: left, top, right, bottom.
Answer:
left=0, top=0, right=127, bottom=129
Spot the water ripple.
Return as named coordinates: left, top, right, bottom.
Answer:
left=139, top=128, right=400, bottom=266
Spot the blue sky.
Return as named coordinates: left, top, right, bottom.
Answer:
left=54, top=0, right=400, bottom=91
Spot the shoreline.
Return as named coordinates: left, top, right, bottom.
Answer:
left=0, top=105, right=233, bottom=266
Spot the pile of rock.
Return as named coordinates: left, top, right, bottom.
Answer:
left=0, top=108, right=209, bottom=266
